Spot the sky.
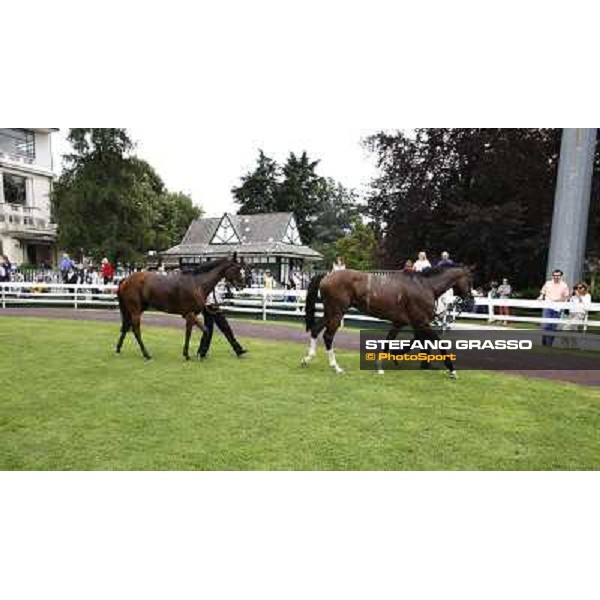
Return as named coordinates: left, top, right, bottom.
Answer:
left=52, top=127, right=380, bottom=217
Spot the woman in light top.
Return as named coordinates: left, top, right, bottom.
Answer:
left=561, top=281, right=592, bottom=348
left=565, top=282, right=591, bottom=326
left=497, top=277, right=512, bottom=325
left=413, top=251, right=431, bottom=272
left=332, top=256, right=346, bottom=272
left=263, top=270, right=274, bottom=289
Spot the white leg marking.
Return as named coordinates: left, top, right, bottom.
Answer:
left=448, top=370, right=458, bottom=380
left=302, top=337, right=318, bottom=366
left=327, top=349, right=344, bottom=374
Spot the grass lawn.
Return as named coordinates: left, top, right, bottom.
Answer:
left=1, top=316, right=599, bottom=470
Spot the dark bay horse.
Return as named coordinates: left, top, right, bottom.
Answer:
left=116, top=255, right=245, bottom=360
left=302, top=266, right=474, bottom=377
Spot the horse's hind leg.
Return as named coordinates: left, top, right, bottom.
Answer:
left=131, top=314, right=152, bottom=360
left=116, top=312, right=132, bottom=354
left=302, top=317, right=326, bottom=366
left=182, top=313, right=206, bottom=360
left=323, top=315, right=344, bottom=374
left=115, top=323, right=131, bottom=354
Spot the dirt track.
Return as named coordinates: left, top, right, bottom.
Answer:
left=1, top=307, right=599, bottom=387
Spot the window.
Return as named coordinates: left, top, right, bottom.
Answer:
left=3, top=173, right=27, bottom=205
left=0, top=129, right=36, bottom=160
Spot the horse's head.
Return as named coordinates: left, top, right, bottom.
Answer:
left=223, top=253, right=246, bottom=290
left=453, top=265, right=475, bottom=312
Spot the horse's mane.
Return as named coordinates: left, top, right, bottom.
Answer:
left=181, top=257, right=230, bottom=275
left=410, top=264, right=464, bottom=278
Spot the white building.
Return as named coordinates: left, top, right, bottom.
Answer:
left=0, top=128, right=58, bottom=266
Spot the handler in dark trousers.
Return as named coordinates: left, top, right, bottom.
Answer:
left=198, top=284, right=247, bottom=359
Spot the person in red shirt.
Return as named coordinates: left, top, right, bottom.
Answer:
left=101, top=257, right=114, bottom=284
left=402, top=259, right=415, bottom=272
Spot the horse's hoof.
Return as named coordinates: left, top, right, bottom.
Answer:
left=448, top=370, right=458, bottom=379
left=301, top=357, right=309, bottom=367
left=335, top=367, right=345, bottom=374
left=376, top=370, right=385, bottom=376
left=144, top=355, right=152, bottom=361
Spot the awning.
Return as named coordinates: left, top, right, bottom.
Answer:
left=10, top=231, right=57, bottom=244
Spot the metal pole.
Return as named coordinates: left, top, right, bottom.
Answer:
left=546, top=128, right=597, bottom=286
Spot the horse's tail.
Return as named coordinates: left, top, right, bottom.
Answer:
left=305, top=273, right=327, bottom=332
left=116, top=280, right=130, bottom=327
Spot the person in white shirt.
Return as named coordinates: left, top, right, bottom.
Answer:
left=497, top=278, right=512, bottom=325
left=332, top=256, right=346, bottom=272
left=413, top=251, right=431, bottom=272
left=538, top=269, right=570, bottom=346
left=562, top=280, right=591, bottom=325
left=559, top=281, right=592, bottom=349
left=435, top=287, right=455, bottom=327
left=487, top=281, right=499, bottom=323
left=263, top=270, right=275, bottom=288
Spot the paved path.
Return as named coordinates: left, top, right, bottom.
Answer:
left=1, top=307, right=599, bottom=387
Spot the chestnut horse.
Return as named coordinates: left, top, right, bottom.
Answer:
left=302, top=265, right=474, bottom=377
left=116, top=254, right=245, bottom=360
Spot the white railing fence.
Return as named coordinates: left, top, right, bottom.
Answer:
left=1, top=282, right=599, bottom=328
left=0, top=282, right=118, bottom=309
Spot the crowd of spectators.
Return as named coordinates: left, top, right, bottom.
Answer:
left=0, top=253, right=138, bottom=287
left=397, top=251, right=595, bottom=337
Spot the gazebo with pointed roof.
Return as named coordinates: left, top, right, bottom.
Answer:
left=163, top=212, right=322, bottom=283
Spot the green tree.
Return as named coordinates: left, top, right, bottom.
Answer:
left=334, top=219, right=377, bottom=270
left=52, top=129, right=201, bottom=264
left=233, top=150, right=360, bottom=248
left=232, top=150, right=280, bottom=214
left=311, top=177, right=360, bottom=267
left=145, top=190, right=201, bottom=253
left=276, top=151, right=325, bottom=242
left=364, top=128, right=575, bottom=288
left=312, top=177, right=359, bottom=243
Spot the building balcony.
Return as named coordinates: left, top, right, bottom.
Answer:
left=0, top=203, right=58, bottom=242
left=0, top=151, right=55, bottom=177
